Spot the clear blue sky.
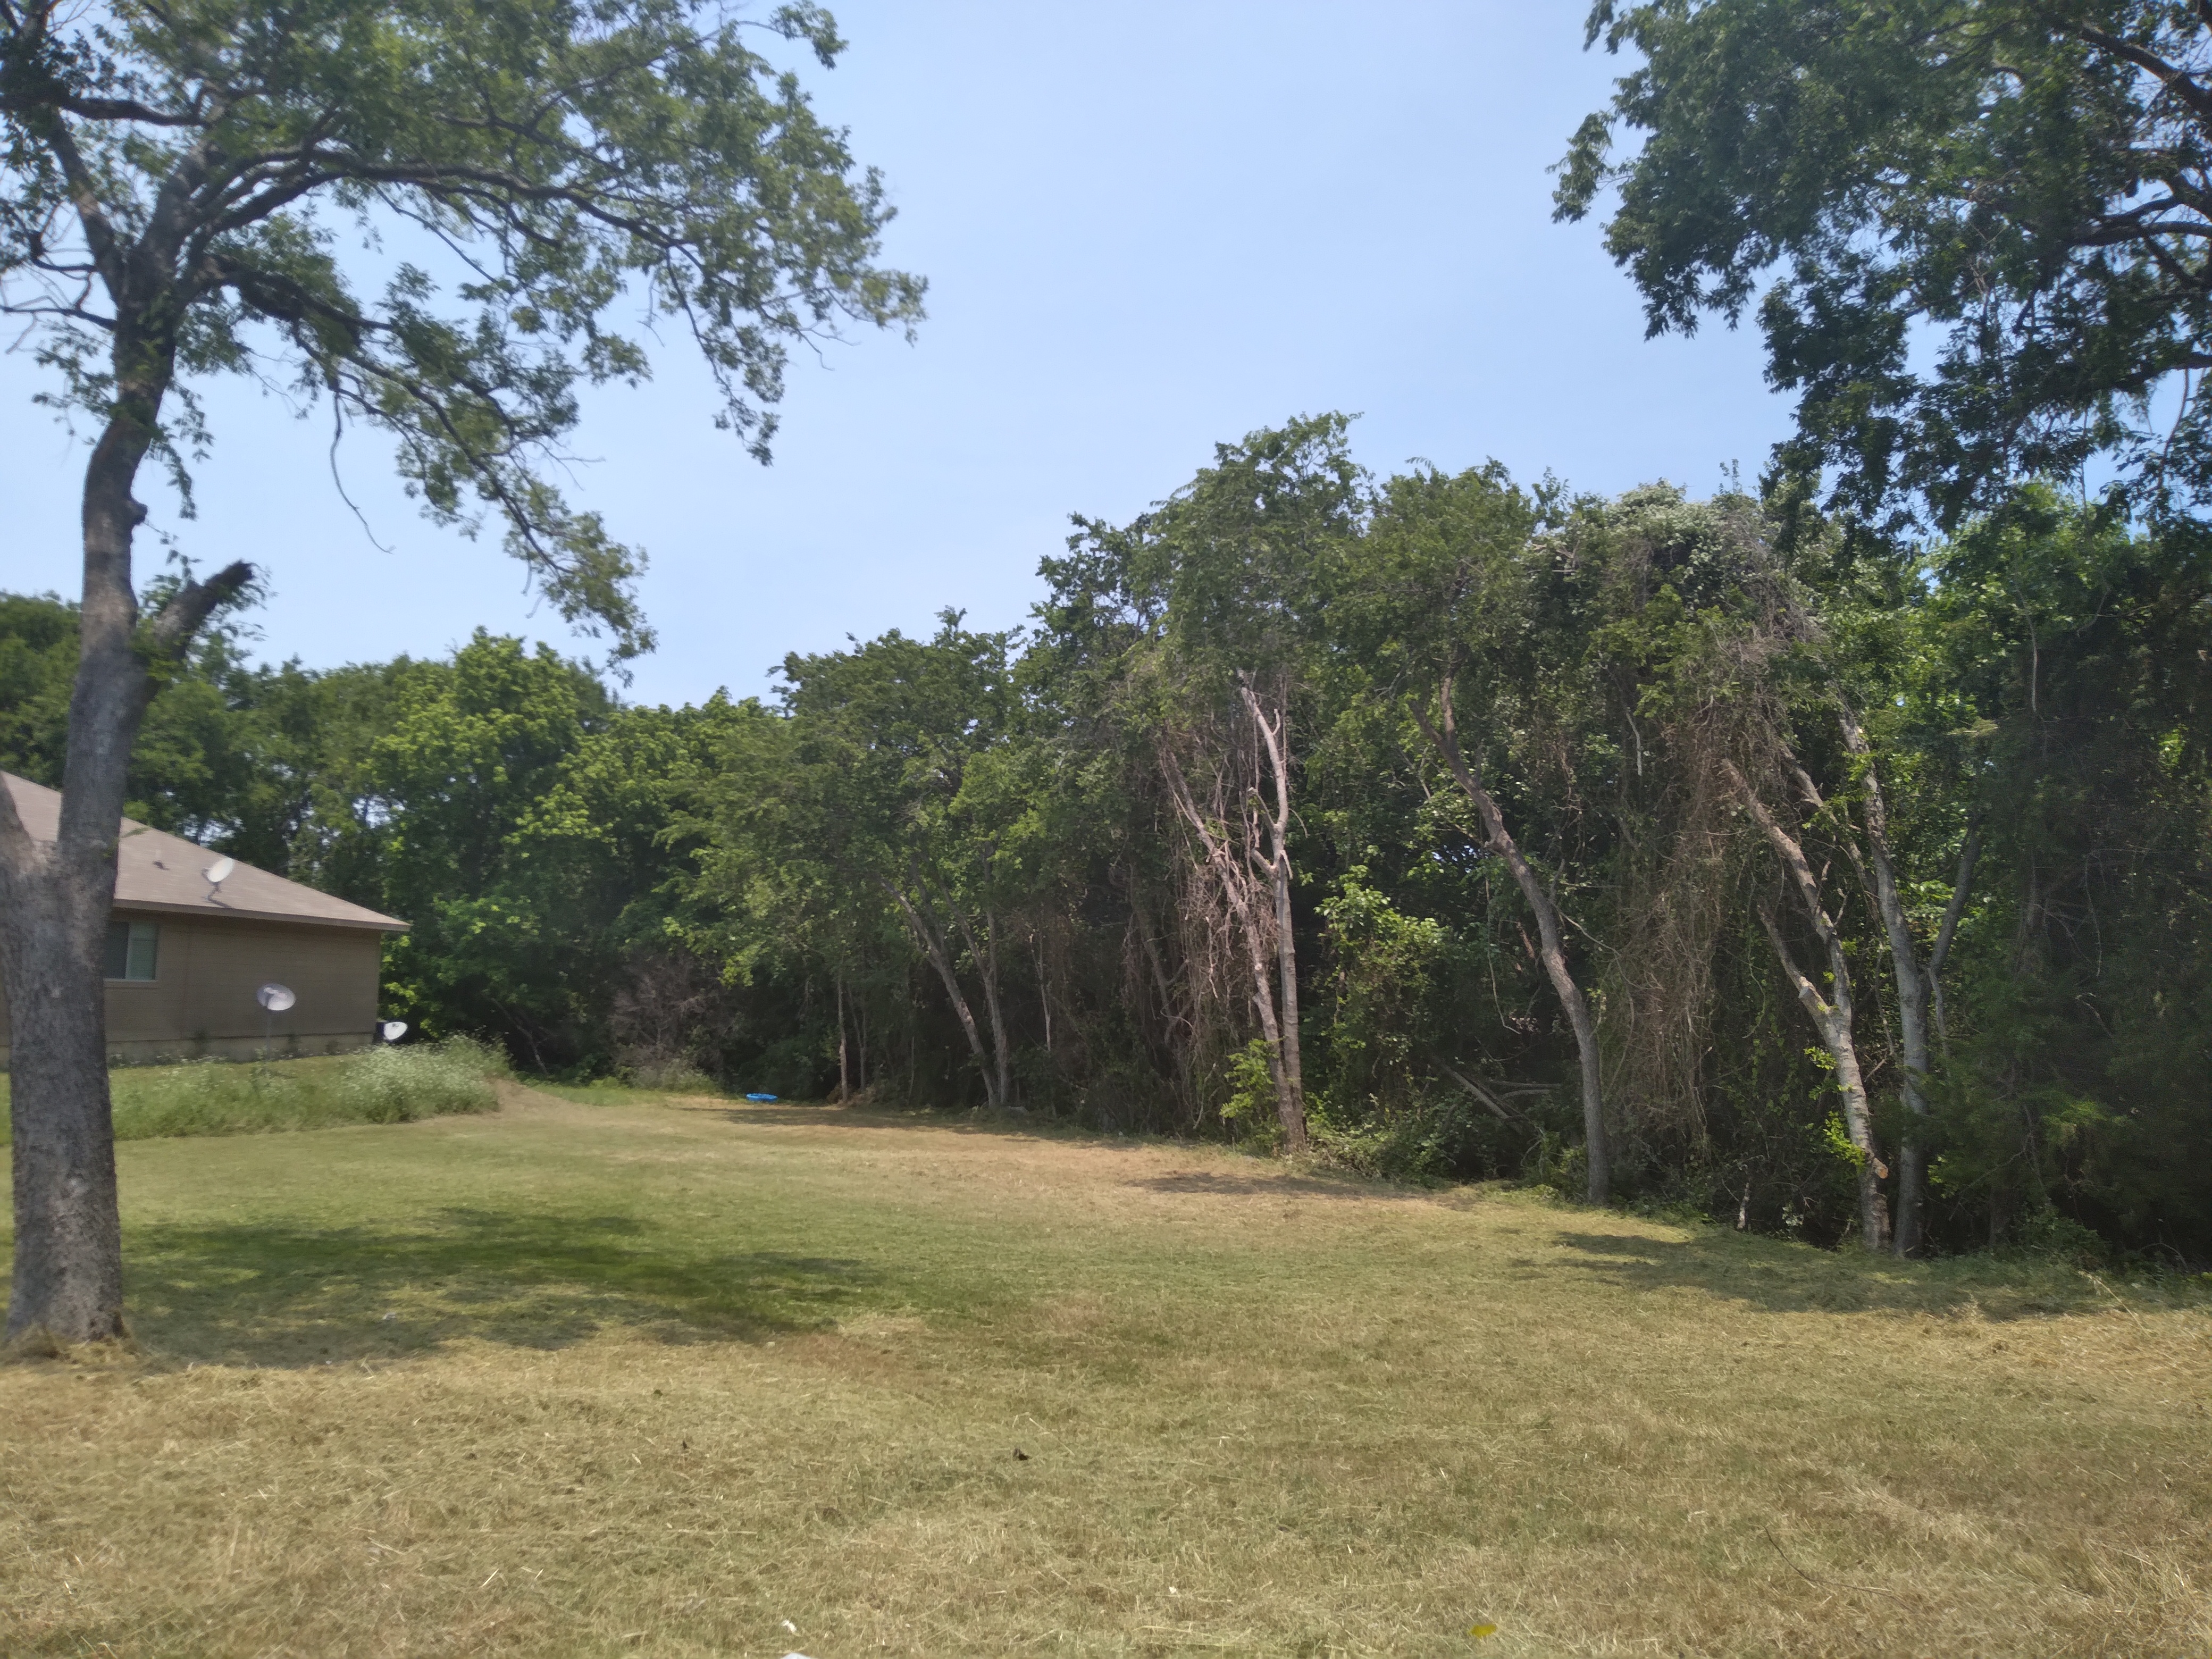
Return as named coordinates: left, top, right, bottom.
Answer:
left=1, top=2, right=1791, bottom=709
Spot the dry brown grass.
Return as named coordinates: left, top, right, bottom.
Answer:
left=2, top=1084, right=2207, bottom=1656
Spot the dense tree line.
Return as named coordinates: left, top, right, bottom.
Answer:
left=8, top=422, right=2206, bottom=1263
left=10, top=0, right=2211, bottom=1346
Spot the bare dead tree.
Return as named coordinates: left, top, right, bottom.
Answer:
left=1157, top=696, right=1309, bottom=1152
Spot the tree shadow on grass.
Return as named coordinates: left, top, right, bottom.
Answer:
left=1549, top=1228, right=2107, bottom=1321
left=708, top=1104, right=885, bottom=1130
left=1122, top=1169, right=1423, bottom=1202
left=122, top=1206, right=884, bottom=1369
left=708, top=1101, right=1076, bottom=1135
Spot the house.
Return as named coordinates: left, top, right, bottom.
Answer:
left=0, top=772, right=408, bottom=1065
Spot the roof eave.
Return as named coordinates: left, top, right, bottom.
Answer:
left=110, top=899, right=410, bottom=933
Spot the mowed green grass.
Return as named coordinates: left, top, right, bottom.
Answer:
left=1, top=1088, right=2207, bottom=1657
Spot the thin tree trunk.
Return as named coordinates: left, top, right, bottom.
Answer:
left=986, top=914, right=1010, bottom=1110
left=1928, top=823, right=1983, bottom=1053
left=1435, top=1060, right=1540, bottom=1129
left=1132, top=900, right=1179, bottom=1036
left=880, top=876, right=998, bottom=1109
left=836, top=973, right=850, bottom=1101
left=1795, top=717, right=1982, bottom=1256
left=1831, top=713, right=1932, bottom=1256
left=1755, top=903, right=1887, bottom=1249
left=951, top=907, right=1012, bottom=1112
left=1414, top=675, right=1610, bottom=1204
left=1036, top=935, right=1053, bottom=1055
left=1728, top=761, right=1890, bottom=1251
left=1241, top=678, right=1309, bottom=1152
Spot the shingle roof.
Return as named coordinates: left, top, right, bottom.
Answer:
left=3, top=773, right=408, bottom=933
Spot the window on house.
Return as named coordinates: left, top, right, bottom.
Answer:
left=104, top=919, right=160, bottom=982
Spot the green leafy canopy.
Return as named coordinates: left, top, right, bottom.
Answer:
left=1559, top=1, right=2212, bottom=538
left=1, top=0, right=924, bottom=656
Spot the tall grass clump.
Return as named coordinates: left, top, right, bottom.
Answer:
left=0, top=1037, right=508, bottom=1142
left=331, top=1035, right=507, bottom=1124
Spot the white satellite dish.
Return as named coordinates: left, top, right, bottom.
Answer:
left=256, top=983, right=296, bottom=1013
left=380, top=1020, right=408, bottom=1042
left=204, top=856, right=236, bottom=889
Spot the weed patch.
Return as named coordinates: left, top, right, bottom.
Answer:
left=0, top=1037, right=505, bottom=1142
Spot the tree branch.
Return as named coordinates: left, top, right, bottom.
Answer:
left=1927, top=820, right=1983, bottom=1050
left=0, top=91, right=204, bottom=127
left=0, top=770, right=41, bottom=882
left=145, top=559, right=253, bottom=656
left=1723, top=757, right=1846, bottom=964
left=2069, top=24, right=2212, bottom=122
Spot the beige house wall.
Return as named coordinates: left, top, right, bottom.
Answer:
left=0, top=908, right=387, bottom=1067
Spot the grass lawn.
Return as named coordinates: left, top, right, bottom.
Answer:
left=1, top=1086, right=2207, bottom=1657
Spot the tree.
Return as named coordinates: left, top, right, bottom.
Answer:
left=1345, top=463, right=1615, bottom=1203
left=1917, top=492, right=2212, bottom=1256
left=1724, top=757, right=1892, bottom=1251
left=0, top=0, right=921, bottom=1342
left=363, top=631, right=609, bottom=1066
left=703, top=618, right=1026, bottom=1112
left=1557, top=0, right=2212, bottom=534
left=1136, top=417, right=1363, bottom=1154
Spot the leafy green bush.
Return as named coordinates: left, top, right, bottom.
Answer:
left=1311, top=1093, right=1482, bottom=1183
left=1218, top=1037, right=1280, bottom=1144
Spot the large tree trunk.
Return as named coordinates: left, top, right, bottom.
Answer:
left=0, top=413, right=148, bottom=1343
left=0, top=837, right=127, bottom=1346
left=1415, top=681, right=1610, bottom=1204
left=0, top=249, right=249, bottom=1339
left=1728, top=761, right=1890, bottom=1252
left=0, top=395, right=246, bottom=1342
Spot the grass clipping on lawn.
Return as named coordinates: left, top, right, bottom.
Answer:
left=0, top=1036, right=506, bottom=1141
left=1, top=1089, right=2208, bottom=1657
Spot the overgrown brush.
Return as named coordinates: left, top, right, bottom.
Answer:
left=328, top=1037, right=508, bottom=1127
left=0, top=1038, right=507, bottom=1142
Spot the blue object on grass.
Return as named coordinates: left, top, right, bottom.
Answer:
left=744, top=1092, right=778, bottom=1102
